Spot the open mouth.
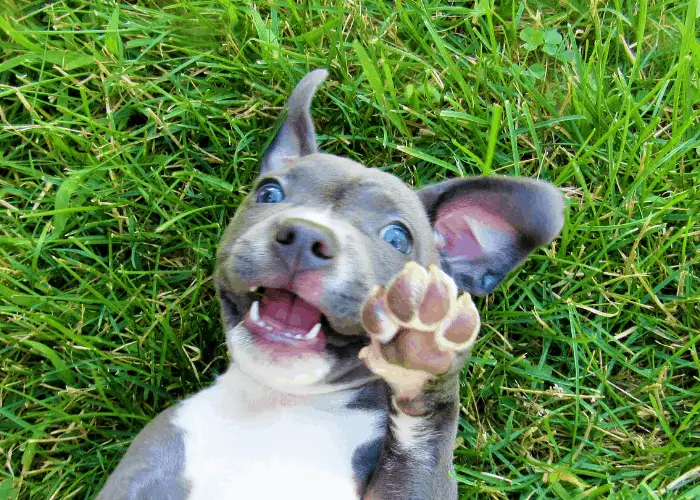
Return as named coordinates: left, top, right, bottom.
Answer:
left=245, top=288, right=327, bottom=353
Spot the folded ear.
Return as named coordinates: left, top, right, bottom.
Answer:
left=260, top=69, right=328, bottom=176
left=418, top=177, right=565, bottom=295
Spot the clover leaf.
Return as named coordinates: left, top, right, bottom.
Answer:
left=520, top=27, right=544, bottom=51
left=520, top=27, right=565, bottom=56
left=543, top=29, right=563, bottom=45
left=542, top=29, right=563, bottom=55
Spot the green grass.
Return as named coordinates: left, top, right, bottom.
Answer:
left=1, top=0, right=698, bottom=498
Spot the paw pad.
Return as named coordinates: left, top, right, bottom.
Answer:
left=360, top=261, right=481, bottom=384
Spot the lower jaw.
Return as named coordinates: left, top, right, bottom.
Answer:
left=244, top=316, right=327, bottom=356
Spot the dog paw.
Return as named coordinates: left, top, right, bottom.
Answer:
left=359, top=262, right=480, bottom=399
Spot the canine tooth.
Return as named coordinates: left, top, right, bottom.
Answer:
left=250, top=301, right=260, bottom=322
left=305, top=323, right=321, bottom=340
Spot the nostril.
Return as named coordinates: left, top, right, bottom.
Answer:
left=276, top=227, right=296, bottom=245
left=312, top=241, right=333, bottom=260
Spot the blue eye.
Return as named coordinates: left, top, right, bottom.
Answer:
left=381, top=224, right=412, bottom=254
left=256, top=182, right=285, bottom=203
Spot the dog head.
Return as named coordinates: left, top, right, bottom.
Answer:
left=215, top=70, right=564, bottom=393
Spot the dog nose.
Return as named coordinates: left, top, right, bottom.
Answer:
left=274, top=219, right=338, bottom=271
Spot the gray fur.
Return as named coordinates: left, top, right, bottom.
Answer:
left=98, top=407, right=188, bottom=500
left=260, top=69, right=328, bottom=175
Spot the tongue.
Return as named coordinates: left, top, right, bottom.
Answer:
left=259, top=289, right=322, bottom=332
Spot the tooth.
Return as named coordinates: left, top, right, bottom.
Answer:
left=293, top=334, right=304, bottom=340
left=305, top=323, right=321, bottom=340
left=250, top=301, right=260, bottom=322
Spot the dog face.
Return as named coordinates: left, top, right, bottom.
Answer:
left=215, top=70, right=564, bottom=393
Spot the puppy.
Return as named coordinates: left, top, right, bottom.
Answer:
left=99, top=69, right=564, bottom=500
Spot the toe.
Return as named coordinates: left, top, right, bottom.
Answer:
left=386, top=262, right=429, bottom=325
left=437, top=293, right=481, bottom=351
left=362, top=285, right=398, bottom=343
left=417, top=265, right=457, bottom=326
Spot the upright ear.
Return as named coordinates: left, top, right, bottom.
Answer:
left=260, top=69, right=328, bottom=176
left=418, top=176, right=565, bottom=295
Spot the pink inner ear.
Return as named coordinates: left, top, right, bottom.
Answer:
left=435, top=198, right=516, bottom=260
left=434, top=212, right=483, bottom=259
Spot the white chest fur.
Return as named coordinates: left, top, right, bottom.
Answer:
left=173, top=368, right=384, bottom=500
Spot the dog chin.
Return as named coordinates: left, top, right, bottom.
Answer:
left=226, top=324, right=336, bottom=394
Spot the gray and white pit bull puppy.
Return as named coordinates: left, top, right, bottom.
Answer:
left=99, top=69, right=564, bottom=500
